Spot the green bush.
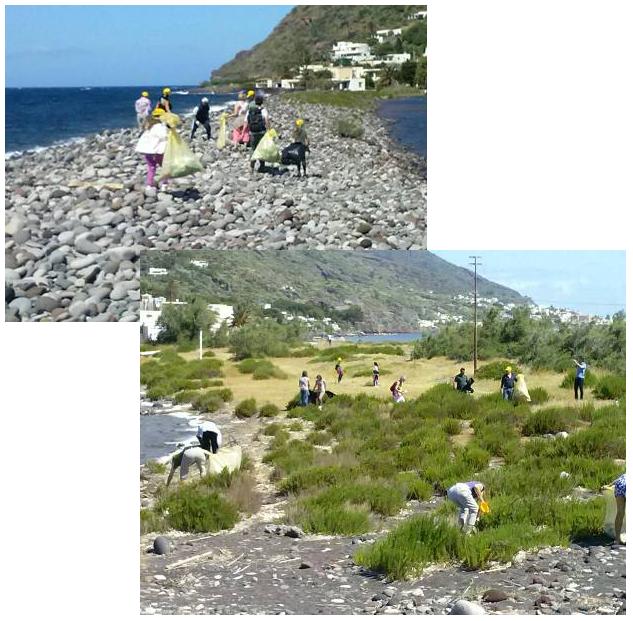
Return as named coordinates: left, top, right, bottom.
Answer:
left=229, top=320, right=305, bottom=360
left=288, top=420, right=303, bottom=431
left=279, top=465, right=358, bottom=495
left=306, top=430, right=332, bottom=445
left=191, top=388, right=232, bottom=413
left=263, top=422, right=284, bottom=436
left=396, top=472, right=434, bottom=500
left=173, top=389, right=202, bottom=405
left=237, top=358, right=288, bottom=380
left=475, top=361, right=521, bottom=380
left=522, top=407, right=574, bottom=436
left=592, top=374, right=626, bottom=400
left=297, top=503, right=370, bottom=535
left=528, top=387, right=550, bottom=404
left=235, top=398, right=258, bottom=418
left=313, top=344, right=404, bottom=362
left=442, top=419, right=462, bottom=435
left=202, top=350, right=216, bottom=358
left=335, top=117, right=364, bottom=139
left=288, top=346, right=318, bottom=357
left=144, top=459, right=167, bottom=474
left=259, top=403, right=280, bottom=418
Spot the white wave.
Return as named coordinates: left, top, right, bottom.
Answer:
left=173, top=90, right=190, bottom=95
left=5, top=135, right=88, bottom=160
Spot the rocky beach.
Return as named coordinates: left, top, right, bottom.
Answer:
left=5, top=95, right=426, bottom=322
left=140, top=398, right=626, bottom=616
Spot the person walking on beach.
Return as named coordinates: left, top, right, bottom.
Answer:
left=190, top=97, right=212, bottom=141
left=314, top=374, right=327, bottom=410
left=166, top=445, right=213, bottom=486
left=335, top=358, right=344, bottom=383
left=292, top=118, right=310, bottom=148
left=299, top=370, right=310, bottom=407
left=245, top=93, right=270, bottom=172
left=372, top=361, right=380, bottom=387
left=602, top=473, right=626, bottom=544
left=500, top=366, right=516, bottom=400
left=158, top=87, right=172, bottom=112
left=135, top=91, right=152, bottom=129
left=230, top=91, right=249, bottom=145
left=572, top=358, right=588, bottom=400
left=197, top=420, right=222, bottom=454
left=134, top=108, right=168, bottom=190
left=446, top=480, right=487, bottom=534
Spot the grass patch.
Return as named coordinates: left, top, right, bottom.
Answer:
left=336, top=117, right=364, bottom=139
left=521, top=407, right=575, bottom=436
left=235, top=398, right=258, bottom=418
left=288, top=420, right=303, bottom=431
left=236, top=358, right=288, bottom=380
left=144, top=459, right=167, bottom=474
left=283, top=86, right=422, bottom=109
left=475, top=360, right=521, bottom=379
left=592, top=374, right=625, bottom=400
left=528, top=387, right=550, bottom=404
left=560, top=368, right=597, bottom=389
left=259, top=403, right=280, bottom=418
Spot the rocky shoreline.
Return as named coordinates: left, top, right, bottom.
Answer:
left=5, top=96, right=426, bottom=322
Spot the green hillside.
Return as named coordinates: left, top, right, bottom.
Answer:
left=209, top=5, right=426, bottom=84
left=140, top=251, right=529, bottom=333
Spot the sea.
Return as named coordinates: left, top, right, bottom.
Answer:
left=343, top=332, right=423, bottom=343
left=377, top=96, right=426, bottom=158
left=5, top=86, right=426, bottom=159
left=5, top=86, right=234, bottom=157
left=140, top=407, right=200, bottom=464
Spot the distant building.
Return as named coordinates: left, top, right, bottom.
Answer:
left=281, top=78, right=301, bottom=90
left=409, top=9, right=427, bottom=20
left=332, top=41, right=374, bottom=62
left=190, top=259, right=209, bottom=269
left=329, top=65, right=367, bottom=91
left=140, top=310, right=163, bottom=341
left=384, top=53, right=412, bottom=65
left=208, top=304, right=234, bottom=329
left=148, top=267, right=168, bottom=276
left=375, top=28, right=403, bottom=43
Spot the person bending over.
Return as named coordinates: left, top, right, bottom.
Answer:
left=196, top=420, right=222, bottom=454
left=166, top=446, right=212, bottom=486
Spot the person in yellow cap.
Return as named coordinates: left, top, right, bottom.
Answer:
left=335, top=357, right=344, bottom=383
left=500, top=366, right=516, bottom=400
left=246, top=89, right=255, bottom=102
left=158, top=87, right=172, bottom=113
left=135, top=108, right=168, bottom=190
left=292, top=118, right=310, bottom=147
left=134, top=90, right=152, bottom=130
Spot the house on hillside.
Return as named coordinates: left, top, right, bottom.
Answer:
left=148, top=267, right=168, bottom=276
left=409, top=9, right=427, bottom=20
left=332, top=41, right=374, bottom=63
left=208, top=304, right=234, bottom=328
left=190, top=259, right=209, bottom=269
left=329, top=65, right=366, bottom=91
left=281, top=78, right=301, bottom=90
left=375, top=28, right=403, bottom=43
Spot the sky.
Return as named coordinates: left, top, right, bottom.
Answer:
left=5, top=5, right=293, bottom=87
left=434, top=251, right=626, bottom=317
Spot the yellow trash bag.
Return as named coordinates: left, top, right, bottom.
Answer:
left=603, top=486, right=626, bottom=541
left=217, top=112, right=228, bottom=150
left=161, top=112, right=181, bottom=129
left=479, top=500, right=491, bottom=514
left=159, top=129, right=203, bottom=180
left=251, top=128, right=280, bottom=163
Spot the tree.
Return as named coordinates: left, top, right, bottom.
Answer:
left=378, top=65, right=399, bottom=88
left=157, top=300, right=218, bottom=344
left=399, top=60, right=417, bottom=87
left=415, top=56, right=427, bottom=89
left=231, top=303, right=252, bottom=328
left=166, top=279, right=178, bottom=303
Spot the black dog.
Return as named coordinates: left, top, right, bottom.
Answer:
left=308, top=389, right=335, bottom=405
left=281, top=142, right=309, bottom=177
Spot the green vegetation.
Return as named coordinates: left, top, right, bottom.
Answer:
left=155, top=299, right=218, bottom=347
left=229, top=320, right=306, bottom=360
left=413, top=307, right=625, bottom=375
left=475, top=360, right=522, bottom=379
left=284, top=87, right=422, bottom=110
left=592, top=374, right=626, bottom=400
left=560, top=368, right=597, bottom=388
left=236, top=358, right=288, bottom=380
left=259, top=403, right=280, bottom=418
left=312, top=344, right=404, bottom=362
left=141, top=349, right=225, bottom=401
left=235, top=398, right=258, bottom=418
left=522, top=407, right=574, bottom=436
left=140, top=467, right=260, bottom=535
left=528, top=387, right=550, bottom=405
left=144, top=460, right=167, bottom=475
left=336, top=117, right=364, bottom=139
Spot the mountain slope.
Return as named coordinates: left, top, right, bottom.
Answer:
left=211, top=5, right=426, bottom=83
left=141, top=251, right=530, bottom=332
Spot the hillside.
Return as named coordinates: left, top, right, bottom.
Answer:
left=210, top=5, right=426, bottom=83
left=140, top=251, right=530, bottom=332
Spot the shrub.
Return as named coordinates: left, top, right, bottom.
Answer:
left=237, top=358, right=288, bottom=380
left=442, top=419, right=462, bottom=435
left=235, top=398, right=258, bottom=418
left=396, top=472, right=434, bottom=500
left=592, top=374, right=626, bottom=400
left=522, top=407, right=574, bottom=436
left=202, top=350, right=216, bottom=358
left=144, top=459, right=167, bottom=474
left=288, top=346, right=318, bottom=357
left=279, top=465, right=358, bottom=495
left=259, top=403, right=280, bottom=418
left=263, top=422, right=284, bottom=436
left=475, top=361, right=521, bottom=380
left=528, top=387, right=549, bottom=405
left=336, top=117, right=364, bottom=139
left=264, top=437, right=315, bottom=478
left=288, top=420, right=303, bottom=431
left=306, top=430, right=331, bottom=445
left=192, top=388, right=232, bottom=413
left=155, top=487, right=239, bottom=533
left=173, top=389, right=201, bottom=404
left=140, top=508, right=167, bottom=534
left=297, top=503, right=370, bottom=535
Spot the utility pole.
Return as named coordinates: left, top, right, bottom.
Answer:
left=469, top=256, right=482, bottom=375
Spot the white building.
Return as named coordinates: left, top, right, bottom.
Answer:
left=148, top=267, right=168, bottom=276
left=140, top=310, right=163, bottom=341
left=208, top=304, right=234, bottom=330
left=332, top=41, right=374, bottom=62
left=409, top=10, right=427, bottom=20
left=375, top=28, right=403, bottom=43
left=384, top=53, right=412, bottom=65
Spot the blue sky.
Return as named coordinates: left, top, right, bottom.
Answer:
left=434, top=251, right=626, bottom=317
left=5, top=5, right=293, bottom=87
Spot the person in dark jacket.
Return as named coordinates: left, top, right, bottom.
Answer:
left=245, top=94, right=270, bottom=171
left=454, top=367, right=475, bottom=393
left=190, top=97, right=211, bottom=141
left=500, top=366, right=516, bottom=400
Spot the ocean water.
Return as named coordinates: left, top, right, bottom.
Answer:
left=5, top=86, right=235, bottom=156
left=344, top=332, right=423, bottom=343
left=377, top=96, right=427, bottom=158
left=140, top=411, right=200, bottom=464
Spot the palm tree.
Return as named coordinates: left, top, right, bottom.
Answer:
left=231, top=303, right=251, bottom=328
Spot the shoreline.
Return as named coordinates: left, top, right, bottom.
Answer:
left=6, top=94, right=427, bottom=322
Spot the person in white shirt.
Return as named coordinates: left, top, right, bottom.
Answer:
left=314, top=374, right=326, bottom=410
left=166, top=445, right=213, bottom=486
left=134, top=91, right=152, bottom=129
left=134, top=108, right=168, bottom=189
left=299, top=371, right=310, bottom=406
left=197, top=420, right=222, bottom=454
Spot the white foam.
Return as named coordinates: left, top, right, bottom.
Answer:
left=5, top=135, right=88, bottom=160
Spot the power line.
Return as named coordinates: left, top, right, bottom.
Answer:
left=469, top=256, right=481, bottom=375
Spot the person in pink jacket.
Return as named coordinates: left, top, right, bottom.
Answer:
left=135, top=108, right=168, bottom=189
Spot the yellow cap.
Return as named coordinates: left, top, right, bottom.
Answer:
left=247, top=90, right=255, bottom=98
left=163, top=87, right=171, bottom=95
left=295, top=119, right=304, bottom=127
left=141, top=91, right=149, bottom=97
left=152, top=108, right=165, bottom=117
left=505, top=366, right=512, bottom=372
